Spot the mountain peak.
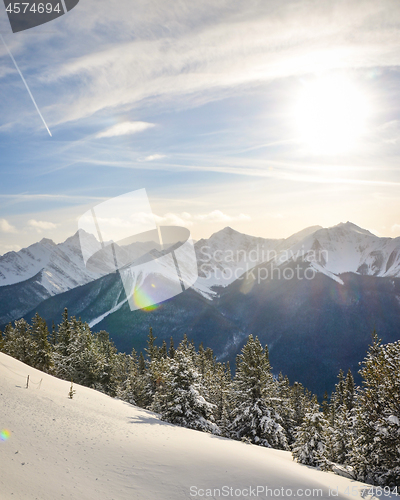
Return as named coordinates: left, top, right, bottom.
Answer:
left=39, top=237, right=56, bottom=246
left=333, top=222, right=375, bottom=236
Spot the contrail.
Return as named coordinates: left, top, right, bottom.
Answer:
left=0, top=34, right=52, bottom=137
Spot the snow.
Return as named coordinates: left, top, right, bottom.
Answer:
left=88, top=296, right=129, bottom=328
left=387, top=415, right=400, bottom=425
left=1, top=352, right=394, bottom=500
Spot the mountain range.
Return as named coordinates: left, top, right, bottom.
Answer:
left=1, top=221, right=400, bottom=396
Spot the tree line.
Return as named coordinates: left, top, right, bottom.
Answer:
left=0, top=309, right=399, bottom=487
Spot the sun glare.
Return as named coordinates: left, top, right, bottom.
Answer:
left=294, top=75, right=370, bottom=155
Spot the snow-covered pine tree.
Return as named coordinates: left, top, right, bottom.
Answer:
left=229, top=335, right=288, bottom=449
left=116, top=348, right=143, bottom=405
left=350, top=335, right=400, bottom=487
left=275, top=372, right=297, bottom=445
left=327, top=369, right=357, bottom=466
left=323, top=370, right=355, bottom=469
left=290, top=381, right=313, bottom=430
left=152, top=347, right=219, bottom=433
left=31, top=313, right=52, bottom=372
left=292, top=396, right=330, bottom=467
left=195, top=344, right=232, bottom=435
left=2, top=319, right=36, bottom=366
left=140, top=328, right=163, bottom=408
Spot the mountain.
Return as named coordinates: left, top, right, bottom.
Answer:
left=279, top=222, right=400, bottom=280
left=1, top=352, right=376, bottom=500
left=2, top=222, right=400, bottom=396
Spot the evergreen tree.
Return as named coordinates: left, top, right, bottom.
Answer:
left=31, top=313, right=52, bottom=372
left=350, top=335, right=400, bottom=486
left=152, top=348, right=219, bottom=433
left=321, top=370, right=354, bottom=468
left=275, top=373, right=297, bottom=445
left=229, top=335, right=288, bottom=449
left=292, top=397, right=329, bottom=467
left=168, top=337, right=175, bottom=359
left=2, top=319, right=36, bottom=366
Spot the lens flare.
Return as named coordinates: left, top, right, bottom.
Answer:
left=133, top=287, right=159, bottom=312
left=0, top=429, right=11, bottom=441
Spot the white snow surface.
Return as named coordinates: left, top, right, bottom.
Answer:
left=0, top=352, right=391, bottom=500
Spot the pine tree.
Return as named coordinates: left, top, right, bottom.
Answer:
left=2, top=319, right=36, bottom=366
left=152, top=348, right=219, bottom=433
left=145, top=327, right=158, bottom=362
left=350, top=335, right=400, bottom=486
left=320, top=370, right=355, bottom=469
left=229, top=335, right=288, bottom=449
left=159, top=340, right=167, bottom=359
left=31, top=313, right=52, bottom=372
left=168, top=337, right=175, bottom=359
left=275, top=373, right=297, bottom=445
left=292, top=397, right=329, bottom=467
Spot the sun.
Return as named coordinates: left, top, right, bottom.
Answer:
left=293, top=75, right=370, bottom=155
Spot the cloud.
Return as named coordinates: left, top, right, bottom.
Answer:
left=391, top=224, right=400, bottom=233
left=0, top=218, right=17, bottom=233
left=96, top=121, right=156, bottom=139
left=143, top=154, right=166, bottom=162
left=194, top=210, right=251, bottom=223
left=0, top=243, right=21, bottom=255
left=33, top=0, right=400, bottom=126
left=154, top=212, right=193, bottom=227
left=153, top=211, right=251, bottom=226
left=378, top=120, right=400, bottom=144
left=28, top=220, right=59, bottom=231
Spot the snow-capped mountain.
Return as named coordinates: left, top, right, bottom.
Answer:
left=272, top=222, right=400, bottom=284
left=2, top=221, right=400, bottom=302
left=194, top=226, right=283, bottom=288
left=0, top=230, right=164, bottom=295
left=194, top=222, right=400, bottom=289
left=2, top=221, right=400, bottom=329
left=0, top=232, right=100, bottom=293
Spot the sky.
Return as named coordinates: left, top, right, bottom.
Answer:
left=1, top=0, right=400, bottom=254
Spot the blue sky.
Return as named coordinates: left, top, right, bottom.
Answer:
left=1, top=0, right=400, bottom=253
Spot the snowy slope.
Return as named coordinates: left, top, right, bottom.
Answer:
left=0, top=352, right=390, bottom=500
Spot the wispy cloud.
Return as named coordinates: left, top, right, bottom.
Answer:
left=96, top=121, right=155, bottom=138
left=0, top=243, right=21, bottom=254
left=143, top=154, right=166, bottom=162
left=28, top=219, right=59, bottom=231
left=155, top=212, right=193, bottom=227
left=30, top=0, right=400, bottom=126
left=0, top=218, right=17, bottom=233
left=153, top=211, right=251, bottom=226
left=194, top=210, right=251, bottom=223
